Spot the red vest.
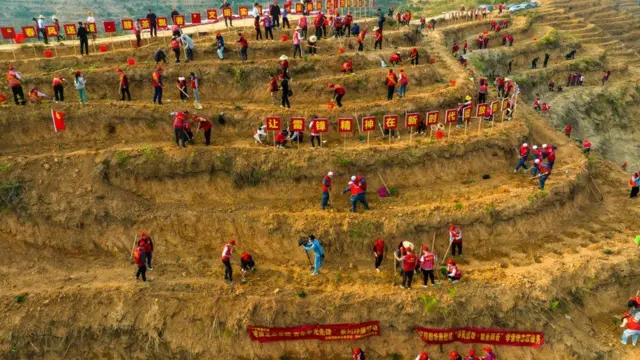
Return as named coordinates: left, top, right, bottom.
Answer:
left=402, top=253, right=417, bottom=271
left=626, top=316, right=640, bottom=330
left=173, top=112, right=186, bottom=128
left=322, top=175, right=332, bottom=192
left=348, top=183, right=363, bottom=195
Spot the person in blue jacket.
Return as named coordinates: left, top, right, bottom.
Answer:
left=302, top=235, right=325, bottom=275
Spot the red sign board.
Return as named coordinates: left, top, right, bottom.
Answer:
left=63, top=24, right=77, bottom=36
left=362, top=116, right=376, bottom=132
left=266, top=116, right=281, bottom=131
left=316, top=0, right=323, bottom=10
left=383, top=115, right=398, bottom=130
left=22, top=26, right=38, bottom=39
left=445, top=109, right=458, bottom=124
left=1, top=27, right=16, bottom=40
left=139, top=19, right=151, bottom=29
left=239, top=6, right=249, bottom=17
left=157, top=17, right=168, bottom=28
left=307, top=3, right=314, bottom=11
left=103, top=21, right=117, bottom=33
left=426, top=111, right=439, bottom=125
left=491, top=101, right=500, bottom=115
left=312, top=118, right=329, bottom=133
left=415, top=327, right=544, bottom=348
left=296, top=3, right=304, bottom=13
left=358, top=0, right=364, bottom=7
left=339, top=0, right=346, bottom=8
left=290, top=117, right=305, bottom=132
left=174, top=15, right=185, bottom=26
left=191, top=13, right=202, bottom=24
left=223, top=8, right=233, bottom=18
left=121, top=19, right=134, bottom=31
left=44, top=25, right=59, bottom=37
left=463, top=106, right=472, bottom=122
left=476, top=103, right=488, bottom=117
left=338, top=118, right=354, bottom=133
left=249, top=321, right=381, bottom=343
left=86, top=22, right=97, bottom=34
left=207, top=9, right=218, bottom=20
left=405, top=113, right=420, bottom=128
left=501, top=98, right=510, bottom=111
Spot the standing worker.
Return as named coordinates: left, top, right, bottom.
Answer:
left=6, top=66, right=26, bottom=105
left=301, top=235, right=325, bottom=276
left=321, top=171, right=334, bottom=210
left=216, top=32, right=225, bottom=60
left=564, top=124, right=572, bottom=138
left=171, top=36, right=181, bottom=63
left=386, top=69, right=398, bottom=101
left=630, top=172, right=639, bottom=199
left=116, top=68, right=131, bottom=101
left=152, top=67, right=164, bottom=105
left=271, top=1, right=281, bottom=28
left=514, top=143, right=530, bottom=173
left=190, top=72, right=200, bottom=104
left=51, top=74, right=65, bottom=102
left=374, top=27, right=383, bottom=49
left=280, top=74, right=291, bottom=109
left=328, top=83, right=345, bottom=108
left=139, top=232, right=154, bottom=270
left=343, top=180, right=370, bottom=212
left=133, top=244, right=149, bottom=282
left=221, top=0, right=233, bottom=28
left=398, top=69, right=408, bottom=98
left=77, top=22, right=89, bottom=55
left=309, top=117, right=320, bottom=148
left=170, top=110, right=189, bottom=148
left=410, top=47, right=419, bottom=65
left=373, top=238, right=385, bottom=272
left=400, top=247, right=417, bottom=290
left=74, top=70, right=88, bottom=104
left=419, top=245, right=436, bottom=287
left=449, top=224, right=463, bottom=257
left=293, top=26, right=302, bottom=58
left=181, top=33, right=195, bottom=62
left=543, top=53, right=550, bottom=68
left=262, top=15, right=274, bottom=40
left=177, top=76, right=188, bottom=101
left=221, top=239, right=236, bottom=283
left=357, top=26, right=367, bottom=52
left=147, top=9, right=157, bottom=37
left=134, top=19, right=142, bottom=48
left=237, top=32, right=249, bottom=61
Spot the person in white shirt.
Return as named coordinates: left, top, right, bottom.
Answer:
left=86, top=11, right=96, bottom=40
left=37, top=15, right=48, bottom=44
left=309, top=117, right=320, bottom=148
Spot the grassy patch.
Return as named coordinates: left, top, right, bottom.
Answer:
left=14, top=293, right=27, bottom=303
left=548, top=298, right=569, bottom=314
left=334, top=156, right=355, bottom=167
left=139, top=146, right=163, bottom=161
left=232, top=167, right=265, bottom=188
left=296, top=290, right=307, bottom=298
left=0, top=162, right=11, bottom=174
left=454, top=202, right=464, bottom=211
left=418, top=294, right=438, bottom=315
left=0, top=181, right=24, bottom=210
left=536, top=29, right=560, bottom=48
left=602, top=249, right=614, bottom=255
left=114, top=151, right=130, bottom=167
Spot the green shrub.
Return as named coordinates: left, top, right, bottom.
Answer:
left=536, top=29, right=560, bottom=48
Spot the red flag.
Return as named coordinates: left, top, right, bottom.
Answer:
left=0, top=93, right=7, bottom=103
left=51, top=110, right=66, bottom=132
left=191, top=13, right=202, bottom=24
left=1, top=27, right=16, bottom=39
left=103, top=21, right=117, bottom=33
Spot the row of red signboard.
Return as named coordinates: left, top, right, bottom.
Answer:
left=265, top=100, right=509, bottom=133
left=0, top=1, right=377, bottom=39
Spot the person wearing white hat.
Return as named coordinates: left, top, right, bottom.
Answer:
left=37, top=15, right=48, bottom=44
left=279, top=55, right=289, bottom=77
left=293, top=26, right=302, bottom=58
left=514, top=143, right=530, bottom=173
left=307, top=35, right=318, bottom=55
left=321, top=171, right=334, bottom=209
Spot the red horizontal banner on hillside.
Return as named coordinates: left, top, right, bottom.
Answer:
left=248, top=321, right=381, bottom=343
left=415, top=327, right=544, bottom=348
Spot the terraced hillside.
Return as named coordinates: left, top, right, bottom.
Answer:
left=0, top=1, right=639, bottom=359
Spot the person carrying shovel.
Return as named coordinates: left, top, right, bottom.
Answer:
left=343, top=180, right=370, bottom=212
left=192, top=113, right=213, bottom=146
left=301, top=235, right=325, bottom=276
left=449, top=225, right=463, bottom=257
left=177, top=76, right=188, bottom=101
left=221, top=239, right=236, bottom=283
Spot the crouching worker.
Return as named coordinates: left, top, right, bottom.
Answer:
left=240, top=252, right=255, bottom=282
left=254, top=124, right=267, bottom=144
left=621, top=311, right=640, bottom=346
left=447, top=259, right=462, bottom=283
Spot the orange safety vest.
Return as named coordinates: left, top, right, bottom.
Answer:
left=6, top=72, right=20, bottom=87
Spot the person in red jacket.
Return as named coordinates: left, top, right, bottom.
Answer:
left=221, top=239, right=236, bottom=282
left=193, top=113, right=213, bottom=145
left=482, top=347, right=496, bottom=360
left=170, top=110, right=189, bottom=148
left=449, top=350, right=462, bottom=360
left=341, top=59, right=354, bottom=73
left=447, top=259, right=462, bottom=283
left=390, top=51, right=401, bottom=66
left=237, top=32, right=249, bottom=61
left=133, top=244, right=149, bottom=282
left=621, top=311, right=640, bottom=345
left=564, top=124, right=572, bottom=138
left=583, top=139, right=592, bottom=156
left=353, top=347, right=365, bottom=360
left=419, top=245, right=436, bottom=287
left=52, top=74, right=65, bottom=102
left=452, top=42, right=460, bottom=55
left=372, top=238, right=385, bottom=271
left=139, top=232, right=154, bottom=270
left=464, top=349, right=478, bottom=360
left=357, top=27, right=367, bottom=51
left=342, top=180, right=369, bottom=212
left=344, top=12, right=353, bottom=37
left=449, top=224, right=463, bottom=257
left=386, top=69, right=398, bottom=100
left=416, top=352, right=430, bottom=360
left=116, top=68, right=131, bottom=101
left=183, top=114, right=194, bottom=144
left=152, top=66, right=164, bottom=105
left=240, top=252, right=255, bottom=281
left=328, top=83, right=346, bottom=107
left=171, top=36, right=181, bottom=63
left=400, top=247, right=417, bottom=289
left=410, top=47, right=419, bottom=65
left=514, top=143, right=530, bottom=172
left=275, top=129, right=288, bottom=148
left=321, top=171, right=334, bottom=209
left=374, top=26, right=383, bottom=49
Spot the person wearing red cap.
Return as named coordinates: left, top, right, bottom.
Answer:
left=352, top=347, right=365, bottom=360
left=138, top=232, right=154, bottom=270
left=328, top=83, right=346, bottom=107
left=372, top=238, right=385, bottom=271
left=464, top=349, right=478, bottom=360
left=419, top=245, right=436, bottom=287
left=170, top=110, right=189, bottom=148
left=415, top=352, right=430, bottom=360
left=447, top=259, right=462, bottom=283
left=390, top=52, right=401, bottom=66
left=152, top=67, right=164, bottom=105
left=240, top=252, right=255, bottom=281
left=6, top=66, right=26, bottom=105
left=341, top=59, right=353, bottom=73
left=449, top=225, right=463, bottom=257
left=237, top=32, right=249, bottom=61
left=481, top=347, right=495, bottom=360
left=400, top=247, right=418, bottom=289
left=193, top=113, right=213, bottom=145
left=398, top=69, right=408, bottom=98
left=222, top=239, right=236, bottom=282
left=116, top=68, right=131, bottom=101
left=449, top=350, right=462, bottom=360
left=133, top=244, right=150, bottom=282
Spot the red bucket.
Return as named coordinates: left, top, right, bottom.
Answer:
left=127, top=58, right=135, bottom=66
left=435, top=130, right=444, bottom=139
left=44, top=49, right=53, bottom=58
left=449, top=80, right=456, bottom=87
left=99, top=45, right=108, bottom=52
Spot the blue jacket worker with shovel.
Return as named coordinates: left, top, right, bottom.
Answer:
left=300, top=235, right=325, bottom=275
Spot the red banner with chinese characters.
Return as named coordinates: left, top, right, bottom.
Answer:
left=307, top=2, right=314, bottom=12
left=223, top=8, right=233, bottom=18
left=157, top=17, right=168, bottom=28
left=1, top=27, right=16, bottom=40
left=405, top=113, right=420, bottom=128
left=191, top=13, right=202, bottom=24
left=338, top=118, right=354, bottom=133
left=239, top=6, right=249, bottom=17
left=476, top=103, right=488, bottom=117
left=86, top=22, right=97, bottom=34
left=174, top=15, right=185, bottom=26
left=290, top=117, right=305, bottom=132
left=358, top=0, right=364, bottom=7
left=266, top=116, right=281, bottom=131
left=463, top=106, right=472, bottom=122
left=316, top=0, right=323, bottom=11
left=63, top=24, right=76, bottom=36
left=445, top=109, right=457, bottom=124
left=103, top=21, right=116, bottom=33
left=362, top=116, right=376, bottom=132
left=121, top=19, right=134, bottom=31
left=415, top=327, right=544, bottom=348
left=139, top=18, right=151, bottom=29
left=339, top=0, right=346, bottom=8
left=312, top=118, right=329, bottom=133
left=296, top=3, right=304, bottom=13
left=249, top=321, right=381, bottom=343
left=207, top=9, right=218, bottom=20
left=426, top=111, right=439, bottom=125
left=44, top=25, right=59, bottom=37
left=501, top=98, right=510, bottom=111
left=491, top=101, right=500, bottom=115
left=383, top=115, right=398, bottom=130
left=22, top=26, right=38, bottom=38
